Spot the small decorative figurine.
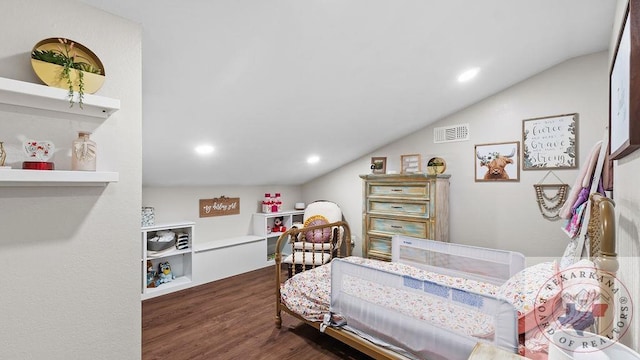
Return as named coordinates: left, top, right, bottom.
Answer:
left=22, top=139, right=55, bottom=170
left=272, top=217, right=286, bottom=233
left=0, top=142, right=6, bottom=165
left=146, top=260, right=157, bottom=288
left=157, top=261, right=175, bottom=284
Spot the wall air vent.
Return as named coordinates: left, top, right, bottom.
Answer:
left=434, top=123, right=470, bottom=143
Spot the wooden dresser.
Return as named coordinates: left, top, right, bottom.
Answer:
left=360, top=173, right=450, bottom=261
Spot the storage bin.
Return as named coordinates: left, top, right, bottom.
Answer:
left=147, top=238, right=175, bottom=251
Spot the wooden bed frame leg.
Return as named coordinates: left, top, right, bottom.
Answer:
left=275, top=251, right=283, bottom=329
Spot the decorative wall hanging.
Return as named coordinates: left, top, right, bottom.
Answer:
left=533, top=171, right=568, bottom=220
left=522, top=113, right=578, bottom=170
left=474, top=142, right=520, bottom=182
left=199, top=196, right=240, bottom=217
left=400, top=154, right=421, bottom=174
left=31, top=38, right=105, bottom=108
left=610, top=0, right=640, bottom=160
left=370, top=157, right=387, bottom=174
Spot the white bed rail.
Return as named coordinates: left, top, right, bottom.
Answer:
left=330, top=258, right=519, bottom=360
left=391, top=235, right=525, bottom=285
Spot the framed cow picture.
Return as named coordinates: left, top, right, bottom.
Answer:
left=474, top=141, right=520, bottom=182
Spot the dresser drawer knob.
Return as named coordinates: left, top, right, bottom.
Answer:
left=391, top=189, right=403, bottom=192
left=391, top=206, right=403, bottom=209
left=391, top=225, right=403, bottom=229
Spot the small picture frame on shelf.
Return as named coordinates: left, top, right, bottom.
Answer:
left=401, top=154, right=421, bottom=174
left=370, top=157, right=387, bottom=174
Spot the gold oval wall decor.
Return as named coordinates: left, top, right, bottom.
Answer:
left=30, top=38, right=105, bottom=94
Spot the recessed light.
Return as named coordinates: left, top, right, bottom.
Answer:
left=307, top=155, right=320, bottom=164
left=194, top=144, right=215, bottom=155
left=457, top=67, right=480, bottom=82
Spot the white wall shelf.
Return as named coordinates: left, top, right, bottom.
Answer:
left=0, top=169, right=118, bottom=186
left=142, top=221, right=195, bottom=300
left=0, top=76, right=120, bottom=119
left=252, top=210, right=304, bottom=263
left=0, top=76, right=121, bottom=186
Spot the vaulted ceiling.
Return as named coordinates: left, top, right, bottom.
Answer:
left=81, top=0, right=617, bottom=186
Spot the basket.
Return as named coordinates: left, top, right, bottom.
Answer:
left=147, top=238, right=175, bottom=251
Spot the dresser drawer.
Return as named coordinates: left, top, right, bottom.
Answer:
left=368, top=183, right=429, bottom=198
left=366, top=235, right=392, bottom=261
left=368, top=216, right=429, bottom=238
left=369, top=200, right=429, bottom=217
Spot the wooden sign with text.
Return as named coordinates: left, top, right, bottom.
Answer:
left=199, top=197, right=240, bottom=217
left=522, top=113, right=578, bottom=170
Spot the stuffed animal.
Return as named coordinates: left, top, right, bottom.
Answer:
left=272, top=217, right=286, bottom=232
left=146, top=260, right=157, bottom=288
left=157, top=261, right=175, bottom=284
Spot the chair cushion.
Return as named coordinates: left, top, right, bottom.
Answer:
left=303, top=215, right=332, bottom=243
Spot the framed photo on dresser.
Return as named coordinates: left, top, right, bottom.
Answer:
left=370, top=157, right=387, bottom=174
left=400, top=154, right=421, bottom=174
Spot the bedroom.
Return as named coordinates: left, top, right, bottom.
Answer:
left=0, top=0, right=639, bottom=359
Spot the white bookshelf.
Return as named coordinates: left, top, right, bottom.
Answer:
left=142, top=221, right=195, bottom=300
left=0, top=76, right=121, bottom=186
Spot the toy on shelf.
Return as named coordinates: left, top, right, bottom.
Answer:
left=272, top=216, right=286, bottom=233
left=157, top=261, right=175, bottom=284
left=146, top=260, right=157, bottom=288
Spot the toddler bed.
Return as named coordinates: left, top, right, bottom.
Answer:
left=274, top=194, right=617, bottom=359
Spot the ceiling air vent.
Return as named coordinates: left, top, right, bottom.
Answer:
left=434, top=123, right=469, bottom=143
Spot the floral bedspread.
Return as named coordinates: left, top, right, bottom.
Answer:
left=280, top=256, right=500, bottom=338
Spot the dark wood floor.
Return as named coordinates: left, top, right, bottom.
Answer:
left=142, top=265, right=373, bottom=360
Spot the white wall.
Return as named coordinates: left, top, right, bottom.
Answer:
left=304, top=52, right=609, bottom=261
left=0, top=1, right=142, bottom=359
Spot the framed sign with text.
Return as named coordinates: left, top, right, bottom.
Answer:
left=199, top=196, right=240, bottom=217
left=522, top=113, right=578, bottom=170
